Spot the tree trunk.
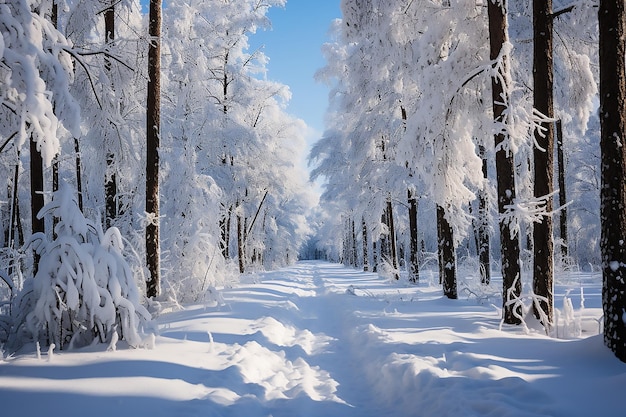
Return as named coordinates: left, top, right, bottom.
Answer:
left=488, top=0, right=521, bottom=324
left=51, top=3, right=60, bottom=235
left=30, top=139, right=45, bottom=237
left=104, top=1, right=117, bottom=228
left=145, top=0, right=162, bottom=298
left=362, top=218, right=369, bottom=271
left=408, top=189, right=419, bottom=283
left=372, top=240, right=378, bottom=273
left=533, top=0, right=555, bottom=326
left=220, top=205, right=232, bottom=259
left=478, top=144, right=491, bottom=284
left=237, top=211, right=245, bottom=273
left=437, top=205, right=457, bottom=299
left=599, top=0, right=626, bottom=362
left=351, top=218, right=358, bottom=267
left=9, top=162, right=20, bottom=248
left=386, top=199, right=399, bottom=280
left=379, top=211, right=389, bottom=269
left=74, top=138, right=83, bottom=212
left=556, top=119, right=568, bottom=258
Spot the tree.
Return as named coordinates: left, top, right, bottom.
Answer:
left=0, top=0, right=80, bottom=264
left=532, top=0, right=555, bottom=326
left=22, top=183, right=150, bottom=350
left=599, top=0, right=626, bottom=361
left=146, top=0, right=161, bottom=298
left=487, top=0, right=522, bottom=324
left=60, top=0, right=145, bottom=235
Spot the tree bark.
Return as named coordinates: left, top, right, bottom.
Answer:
left=74, top=138, right=83, bottom=212
left=386, top=199, right=399, bottom=280
left=556, top=119, right=568, bottom=258
left=372, top=240, right=378, bottom=273
left=104, top=1, right=117, bottom=228
left=237, top=210, right=245, bottom=273
left=51, top=2, right=59, bottom=234
left=145, top=0, right=162, bottom=298
left=351, top=218, right=358, bottom=267
left=478, top=144, right=491, bottom=284
left=532, top=0, right=555, bottom=326
left=408, top=189, right=419, bottom=283
left=437, top=205, right=457, bottom=299
left=219, top=204, right=232, bottom=259
left=362, top=218, right=369, bottom=271
left=29, top=139, right=45, bottom=237
left=599, top=0, right=626, bottom=361
left=488, top=0, right=521, bottom=324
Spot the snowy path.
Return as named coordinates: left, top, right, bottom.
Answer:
left=1, top=261, right=625, bottom=416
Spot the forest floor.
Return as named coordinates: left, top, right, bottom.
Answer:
left=0, top=260, right=624, bottom=417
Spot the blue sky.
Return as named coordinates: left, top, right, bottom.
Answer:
left=248, top=1, right=341, bottom=139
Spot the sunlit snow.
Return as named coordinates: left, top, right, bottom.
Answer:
left=0, top=261, right=623, bottom=417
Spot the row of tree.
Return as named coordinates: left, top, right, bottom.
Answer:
left=0, top=0, right=314, bottom=350
left=309, top=0, right=626, bottom=361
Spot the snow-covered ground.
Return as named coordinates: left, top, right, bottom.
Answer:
left=0, top=261, right=623, bottom=417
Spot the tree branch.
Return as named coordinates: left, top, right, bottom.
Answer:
left=0, top=131, right=18, bottom=154
left=552, top=5, right=575, bottom=19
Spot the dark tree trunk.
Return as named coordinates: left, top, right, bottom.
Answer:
left=379, top=211, right=389, bottom=269
left=408, top=189, right=419, bottom=283
left=599, top=0, right=626, bottom=362
left=220, top=204, right=232, bottom=259
left=30, top=139, right=45, bottom=236
left=104, top=1, right=117, bottom=228
left=74, top=138, right=83, bottom=212
left=351, top=218, right=358, bottom=267
left=386, top=199, right=399, bottom=280
left=9, top=163, right=21, bottom=248
left=237, top=211, right=245, bottom=273
left=145, top=0, right=162, bottom=298
left=556, top=119, right=568, bottom=258
left=478, top=144, right=491, bottom=284
left=532, top=0, right=555, bottom=326
left=219, top=215, right=227, bottom=258
left=437, top=205, right=457, bottom=299
left=372, top=240, right=378, bottom=273
left=362, top=218, right=369, bottom=271
left=488, top=0, right=521, bottom=324
left=51, top=3, right=60, bottom=235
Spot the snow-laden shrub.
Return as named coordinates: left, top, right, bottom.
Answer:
left=21, top=183, right=150, bottom=350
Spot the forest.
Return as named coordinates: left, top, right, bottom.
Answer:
left=0, top=0, right=625, bottom=365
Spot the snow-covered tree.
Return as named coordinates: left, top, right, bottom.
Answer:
left=160, top=0, right=312, bottom=288
left=0, top=0, right=81, bottom=246
left=17, top=183, right=150, bottom=350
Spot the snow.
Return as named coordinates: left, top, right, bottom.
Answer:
left=0, top=261, right=623, bottom=417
